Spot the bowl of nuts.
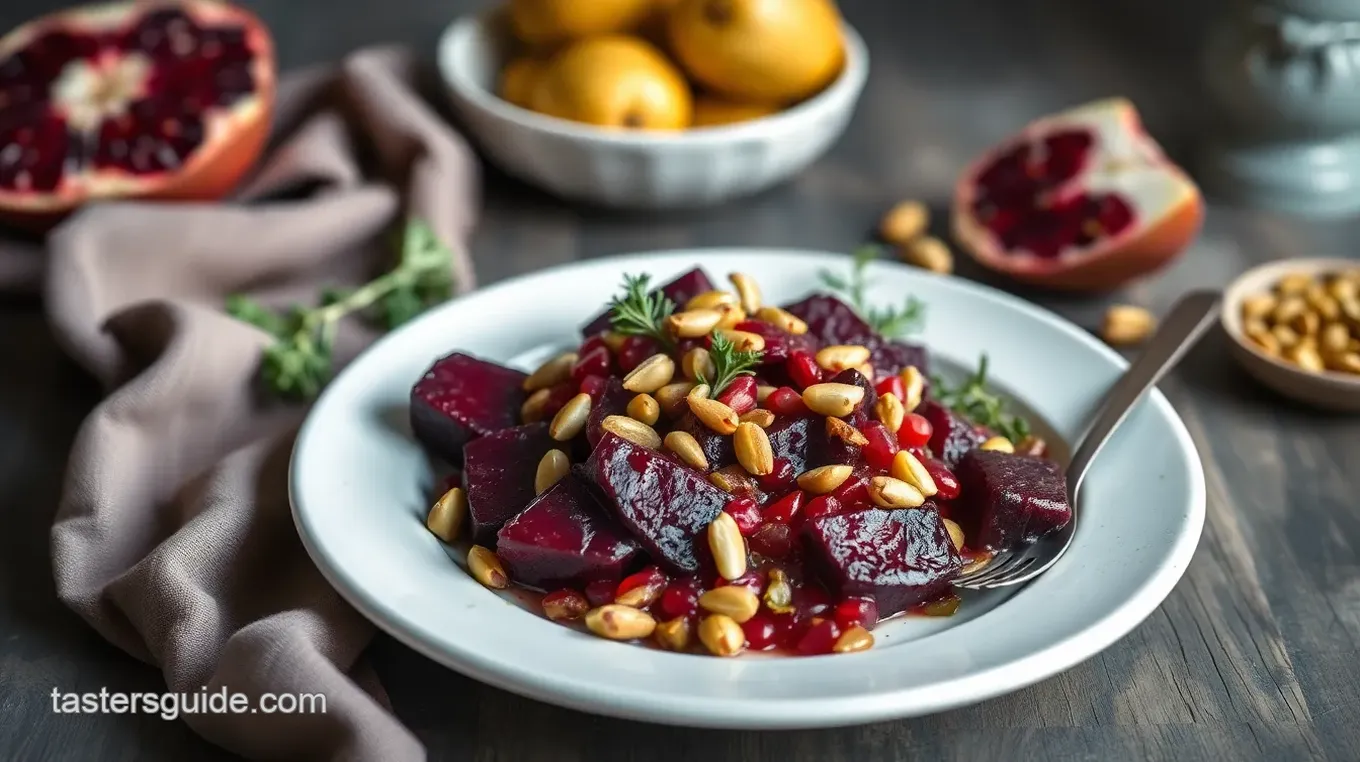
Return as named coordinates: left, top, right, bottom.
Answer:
left=1222, top=258, right=1360, bottom=411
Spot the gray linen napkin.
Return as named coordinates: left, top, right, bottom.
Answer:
left=1, top=45, right=481, bottom=761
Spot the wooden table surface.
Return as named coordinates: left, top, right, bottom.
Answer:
left=3, top=0, right=1358, bottom=759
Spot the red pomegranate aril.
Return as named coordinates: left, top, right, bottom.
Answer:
left=725, top=570, right=765, bottom=597
left=833, top=596, right=879, bottom=632
left=898, top=413, right=933, bottom=449
left=571, top=346, right=612, bottom=382
left=794, top=585, right=834, bottom=619
left=924, top=458, right=961, bottom=500
left=766, top=386, right=809, bottom=417
left=723, top=497, right=763, bottom=536
left=762, top=490, right=806, bottom=525
left=748, top=521, right=794, bottom=559
left=616, top=336, right=659, bottom=373
left=755, top=457, right=796, bottom=494
left=658, top=578, right=703, bottom=619
left=786, top=351, right=823, bottom=389
left=831, top=477, right=871, bottom=511
left=742, top=612, right=780, bottom=651
left=772, top=612, right=803, bottom=650
left=615, top=566, right=668, bottom=607
left=716, top=375, right=758, bottom=415
left=579, top=374, right=608, bottom=401
left=584, top=578, right=616, bottom=607
left=796, top=618, right=842, bottom=656
left=540, top=381, right=577, bottom=417
left=861, top=421, right=899, bottom=471
left=875, top=375, right=905, bottom=401
left=803, top=494, right=844, bottom=522
left=579, top=334, right=609, bottom=356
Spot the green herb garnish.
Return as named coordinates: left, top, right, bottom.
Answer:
left=699, top=331, right=763, bottom=396
left=607, top=274, right=675, bottom=348
left=818, top=244, right=926, bottom=338
left=931, top=354, right=1031, bottom=443
left=227, top=219, right=456, bottom=400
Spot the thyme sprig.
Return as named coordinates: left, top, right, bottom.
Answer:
left=699, top=331, right=763, bottom=396
left=931, top=354, right=1031, bottom=444
left=818, top=244, right=926, bottom=338
left=607, top=274, right=675, bottom=348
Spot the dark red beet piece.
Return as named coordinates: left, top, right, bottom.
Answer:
left=803, top=507, right=962, bottom=617
left=733, top=319, right=817, bottom=364
left=674, top=411, right=736, bottom=470
left=782, top=294, right=930, bottom=376
left=586, top=377, right=633, bottom=448
left=870, top=340, right=931, bottom=378
left=410, top=352, right=527, bottom=465
left=585, top=432, right=730, bottom=575
left=496, top=473, right=644, bottom=590
left=580, top=267, right=715, bottom=336
left=952, top=449, right=1072, bottom=551
left=828, top=368, right=877, bottom=428
left=463, top=423, right=559, bottom=545
left=764, top=415, right=813, bottom=475
left=917, top=400, right=987, bottom=468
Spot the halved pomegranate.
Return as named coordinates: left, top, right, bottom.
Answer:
left=952, top=98, right=1203, bottom=292
left=0, top=1, right=275, bottom=228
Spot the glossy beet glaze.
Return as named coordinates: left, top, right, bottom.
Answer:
left=952, top=449, right=1072, bottom=551
left=411, top=352, right=527, bottom=465
left=462, top=423, right=559, bottom=545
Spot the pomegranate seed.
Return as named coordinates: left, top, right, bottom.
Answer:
left=579, top=374, right=608, bottom=401
left=772, top=612, right=803, bottom=650
left=748, top=522, right=794, bottom=559
left=725, top=571, right=765, bottom=597
left=615, top=566, right=668, bottom=608
left=716, top=375, right=759, bottom=415
left=795, top=585, right=834, bottom=618
left=832, top=476, right=874, bottom=511
left=833, top=596, right=879, bottom=632
left=724, top=497, right=763, bottom=536
left=786, top=351, right=823, bottom=389
left=898, top=412, right=933, bottom=449
left=796, top=618, right=842, bottom=655
left=617, top=336, right=659, bottom=373
left=541, top=382, right=577, bottom=417
left=755, top=457, right=796, bottom=494
left=861, top=421, right=899, bottom=471
left=925, top=458, right=961, bottom=500
left=579, top=334, right=609, bottom=357
left=658, top=578, right=703, bottom=619
left=763, top=490, right=806, bottom=525
left=584, top=578, right=616, bottom=607
left=572, top=346, right=612, bottom=382
left=766, top=386, right=809, bottom=416
left=742, top=612, right=780, bottom=650
left=875, top=375, right=905, bottom=400
left=803, top=494, right=844, bottom=521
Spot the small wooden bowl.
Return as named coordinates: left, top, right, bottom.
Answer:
left=1222, top=257, right=1360, bottom=412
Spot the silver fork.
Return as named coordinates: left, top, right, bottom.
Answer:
left=954, top=290, right=1222, bottom=590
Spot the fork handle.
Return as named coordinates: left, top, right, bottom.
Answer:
left=1066, top=291, right=1222, bottom=498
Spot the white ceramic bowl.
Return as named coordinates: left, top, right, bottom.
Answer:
left=435, top=12, right=869, bottom=209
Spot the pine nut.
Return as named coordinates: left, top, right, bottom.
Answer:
left=1287, top=342, right=1326, bottom=372
left=468, top=545, right=509, bottom=589
left=542, top=590, right=589, bottom=621
left=1307, top=286, right=1340, bottom=321
left=879, top=200, right=929, bottom=245
left=740, top=409, right=775, bottom=428
left=755, top=306, right=809, bottom=335
left=833, top=626, right=875, bottom=653
left=900, top=366, right=925, bottom=412
left=664, top=430, right=710, bottom=470
left=699, top=586, right=760, bottom=623
left=549, top=393, right=591, bottom=440
left=901, top=236, right=954, bottom=274
left=980, top=436, right=1014, bottom=453
left=682, top=347, right=716, bottom=381
left=797, top=464, right=854, bottom=494
left=1273, top=297, right=1307, bottom=327
left=763, top=569, right=795, bottom=614
left=715, top=305, right=747, bottom=330
left=623, top=353, right=676, bottom=393
left=535, top=449, right=570, bottom=494
left=698, top=614, right=746, bottom=657
left=1292, top=310, right=1321, bottom=338
left=1272, top=324, right=1300, bottom=348
left=1336, top=352, right=1360, bottom=374
left=654, top=381, right=696, bottom=416
left=816, top=344, right=872, bottom=372
left=1322, top=323, right=1351, bottom=356
left=891, top=449, right=938, bottom=497
left=1245, top=321, right=1281, bottom=356
left=585, top=605, right=656, bottom=640
left=855, top=363, right=876, bottom=382
left=1241, top=293, right=1276, bottom=322
left=688, top=383, right=711, bottom=401
left=1102, top=305, right=1157, bottom=346
left=627, top=393, right=660, bottom=426
left=728, top=272, right=762, bottom=313
left=942, top=518, right=966, bottom=552
left=868, top=476, right=925, bottom=508
left=602, top=415, right=663, bottom=449
left=1276, top=273, right=1314, bottom=296
left=717, top=328, right=765, bottom=353
left=709, top=466, right=759, bottom=496
left=426, top=486, right=467, bottom=542
left=707, top=512, right=747, bottom=581
left=875, top=392, right=905, bottom=433
left=520, top=387, right=552, bottom=423
left=601, top=331, right=628, bottom=353
left=685, top=290, right=739, bottom=311
left=1328, top=277, right=1358, bottom=304
left=756, top=384, right=777, bottom=403
left=666, top=308, right=723, bottom=338
left=826, top=416, right=869, bottom=446
left=734, top=422, right=775, bottom=476
left=688, top=396, right=740, bottom=434
left=802, top=383, right=865, bottom=417
left=654, top=617, right=693, bottom=651
left=523, top=351, right=577, bottom=392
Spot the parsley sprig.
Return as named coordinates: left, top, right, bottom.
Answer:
left=931, top=354, right=1031, bottom=444
left=608, top=274, right=675, bottom=348
left=699, top=331, right=763, bottom=396
left=818, top=244, right=926, bottom=338
left=226, top=219, right=456, bottom=400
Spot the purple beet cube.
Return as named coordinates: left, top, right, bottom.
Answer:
left=803, top=507, right=961, bottom=616
left=736, top=319, right=818, bottom=364
left=585, top=432, right=730, bottom=574
left=782, top=293, right=876, bottom=346
left=580, top=267, right=716, bottom=336
left=765, top=414, right=813, bottom=475
left=463, top=423, right=559, bottom=545
left=586, top=377, right=633, bottom=449
left=496, top=473, right=644, bottom=590
left=953, top=450, right=1072, bottom=551
left=675, top=411, right=735, bottom=471
left=869, top=339, right=930, bottom=378
left=918, top=400, right=987, bottom=468
left=411, top=352, right=527, bottom=465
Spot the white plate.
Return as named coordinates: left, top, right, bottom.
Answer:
left=290, top=249, right=1205, bottom=729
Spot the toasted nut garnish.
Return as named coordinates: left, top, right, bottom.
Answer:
left=755, top=306, right=809, bottom=335
left=667, top=309, right=723, bottom=338
left=682, top=347, right=716, bottom=381
left=1322, top=323, right=1351, bottom=356
left=535, top=450, right=570, bottom=495
left=868, top=476, right=926, bottom=508
left=1272, top=296, right=1307, bottom=326
left=468, top=546, right=509, bottom=589
left=1328, top=277, right=1358, bottom=304
left=717, top=328, right=765, bottom=352
left=875, top=392, right=905, bottom=433
left=709, top=466, right=760, bottom=496
left=615, top=579, right=665, bottom=609
left=826, top=416, right=869, bottom=446
left=740, top=409, right=775, bottom=427
left=797, top=464, right=854, bottom=494
left=729, top=272, right=762, bottom=314
left=942, top=518, right=966, bottom=552
left=1292, top=310, right=1321, bottom=337
left=655, top=381, right=696, bottom=416
left=816, top=344, right=872, bottom=373
left=542, top=589, right=589, bottom=621
left=549, top=393, right=591, bottom=440
left=756, top=384, right=777, bottom=403
left=855, top=363, right=875, bottom=382
left=1276, top=272, right=1314, bottom=296
left=520, top=387, right=553, bottom=423
left=686, top=290, right=740, bottom=311
left=602, top=415, right=663, bottom=449
left=802, top=382, right=865, bottom=417
left=833, top=625, right=875, bottom=654
left=623, top=353, right=676, bottom=393
left=1016, top=435, right=1048, bottom=457
left=734, top=421, right=775, bottom=476
left=1245, top=321, right=1281, bottom=356
left=426, top=486, right=467, bottom=542
left=688, top=383, right=711, bottom=401
left=900, top=366, right=925, bottom=412
left=654, top=617, right=693, bottom=651
left=1241, top=293, right=1277, bottom=322
left=601, top=331, right=628, bottom=354
left=1336, top=353, right=1360, bottom=374
left=523, top=352, right=577, bottom=392
left=1102, top=305, right=1156, bottom=346
left=1272, top=324, right=1301, bottom=348
left=585, top=605, right=656, bottom=641
left=707, top=512, right=747, bottom=581
left=763, top=569, right=795, bottom=614
left=628, top=393, right=660, bottom=426
left=891, top=449, right=938, bottom=497
left=901, top=236, right=954, bottom=275
left=715, top=304, right=747, bottom=330
left=1307, top=285, right=1340, bottom=321
left=689, top=395, right=740, bottom=434
left=699, top=585, right=760, bottom=623
left=1286, top=342, right=1326, bottom=372
left=980, top=436, right=1015, bottom=453
left=664, top=430, right=710, bottom=471
left=879, top=200, right=929, bottom=245
left=698, top=614, right=746, bottom=657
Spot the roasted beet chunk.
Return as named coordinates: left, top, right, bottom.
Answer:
left=463, top=423, right=559, bottom=545
left=917, top=400, right=987, bottom=468
left=585, top=432, right=729, bottom=574
left=497, top=473, right=644, bottom=590
left=586, top=377, right=633, bottom=449
left=734, top=319, right=817, bottom=364
left=411, top=352, right=527, bottom=465
left=952, top=450, right=1071, bottom=551
left=674, top=411, right=735, bottom=471
left=870, top=340, right=930, bottom=378
left=580, top=267, right=715, bottom=336
left=765, top=414, right=813, bottom=474
left=783, top=293, right=875, bottom=346
left=803, top=507, right=961, bottom=616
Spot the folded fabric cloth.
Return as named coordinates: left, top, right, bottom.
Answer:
left=0, top=45, right=481, bottom=761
